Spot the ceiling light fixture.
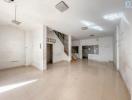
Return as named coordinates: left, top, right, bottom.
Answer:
left=55, top=1, right=69, bottom=12
left=81, top=27, right=88, bottom=30
left=81, top=20, right=103, bottom=31
left=90, top=34, right=95, bottom=37
left=91, top=26, right=103, bottom=31
left=12, top=5, right=22, bottom=25
left=4, top=0, right=14, bottom=3
left=103, top=12, right=123, bottom=21
left=81, top=20, right=95, bottom=27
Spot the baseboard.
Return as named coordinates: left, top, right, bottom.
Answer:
left=118, top=70, right=131, bottom=99
left=88, top=59, right=113, bottom=63
left=0, top=65, right=26, bottom=71
left=53, top=59, right=72, bottom=64
left=30, top=65, right=46, bottom=72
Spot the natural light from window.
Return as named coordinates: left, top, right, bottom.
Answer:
left=0, top=79, right=38, bottom=93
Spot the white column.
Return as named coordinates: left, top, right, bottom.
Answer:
left=31, top=25, right=45, bottom=71
left=116, top=25, right=120, bottom=70
left=43, top=25, right=47, bottom=70
left=25, top=31, right=32, bottom=66
left=79, top=40, right=82, bottom=59
left=68, top=35, right=72, bottom=62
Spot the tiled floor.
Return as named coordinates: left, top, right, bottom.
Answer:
left=0, top=60, right=130, bottom=100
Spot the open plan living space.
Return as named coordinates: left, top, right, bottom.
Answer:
left=0, top=0, right=132, bottom=100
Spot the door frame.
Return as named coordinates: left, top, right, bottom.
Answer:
left=47, top=43, right=53, bottom=64
left=82, top=46, right=88, bottom=59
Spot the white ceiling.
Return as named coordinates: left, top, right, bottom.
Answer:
left=0, top=0, right=124, bottom=39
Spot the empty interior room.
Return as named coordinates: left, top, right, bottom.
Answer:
left=0, top=0, right=132, bottom=100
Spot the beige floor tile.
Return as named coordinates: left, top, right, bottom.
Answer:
left=0, top=60, right=130, bottom=100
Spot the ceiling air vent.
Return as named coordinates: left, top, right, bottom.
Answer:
left=81, top=27, right=88, bottom=30
left=55, top=1, right=69, bottom=12
left=90, top=34, right=95, bottom=37
left=4, top=0, right=14, bottom=3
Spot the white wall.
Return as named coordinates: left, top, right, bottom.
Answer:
left=0, top=25, right=47, bottom=71
left=0, top=25, right=25, bottom=69
left=47, top=28, right=69, bottom=63
left=68, top=35, right=72, bottom=62
left=116, top=12, right=132, bottom=97
left=31, top=25, right=46, bottom=71
left=72, top=36, right=114, bottom=62
left=43, top=26, right=47, bottom=70
left=72, top=40, right=80, bottom=46
left=25, top=31, right=32, bottom=66
left=113, top=26, right=119, bottom=70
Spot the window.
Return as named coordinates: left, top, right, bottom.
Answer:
left=87, top=45, right=99, bottom=54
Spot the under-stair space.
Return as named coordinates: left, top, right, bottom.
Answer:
left=47, top=27, right=70, bottom=64
left=54, top=30, right=69, bottom=56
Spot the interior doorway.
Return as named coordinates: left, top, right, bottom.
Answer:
left=82, top=46, right=89, bottom=59
left=47, top=44, right=53, bottom=64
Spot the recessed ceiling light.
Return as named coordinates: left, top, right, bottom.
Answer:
left=91, top=26, right=103, bottom=31
left=103, top=12, right=123, bottom=21
left=4, top=0, right=14, bottom=3
left=81, top=20, right=103, bottom=31
left=81, top=20, right=95, bottom=27
left=81, top=27, right=88, bottom=30
left=55, top=1, right=69, bottom=12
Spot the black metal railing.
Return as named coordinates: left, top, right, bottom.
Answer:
left=54, top=30, right=68, bottom=55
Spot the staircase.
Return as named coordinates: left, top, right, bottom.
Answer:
left=54, top=31, right=64, bottom=44
left=54, top=30, right=69, bottom=56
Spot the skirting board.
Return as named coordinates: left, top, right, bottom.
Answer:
left=0, top=65, right=26, bottom=71
left=118, top=70, right=131, bottom=99
left=30, top=65, right=46, bottom=72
